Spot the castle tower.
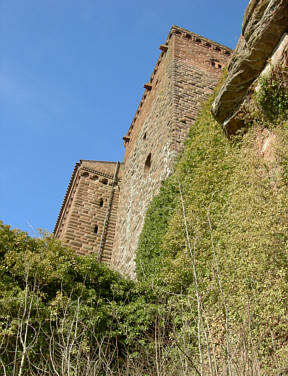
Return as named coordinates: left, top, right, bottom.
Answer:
left=54, top=160, right=122, bottom=263
left=54, top=26, right=231, bottom=277
left=110, top=26, right=231, bottom=277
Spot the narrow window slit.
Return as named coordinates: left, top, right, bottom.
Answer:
left=144, top=153, right=152, bottom=172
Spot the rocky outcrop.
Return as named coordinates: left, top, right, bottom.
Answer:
left=211, top=0, right=288, bottom=135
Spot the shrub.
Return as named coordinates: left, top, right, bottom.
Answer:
left=256, top=69, right=288, bottom=120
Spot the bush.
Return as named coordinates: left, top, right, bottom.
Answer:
left=0, top=222, right=163, bottom=375
left=256, top=69, right=288, bottom=120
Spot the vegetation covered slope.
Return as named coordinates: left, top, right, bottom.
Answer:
left=136, top=76, right=288, bottom=374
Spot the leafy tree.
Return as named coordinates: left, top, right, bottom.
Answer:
left=0, top=222, right=161, bottom=375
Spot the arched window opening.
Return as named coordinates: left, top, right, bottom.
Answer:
left=144, top=153, right=152, bottom=172
left=93, top=225, right=98, bottom=234
left=99, top=198, right=104, bottom=207
left=143, top=132, right=147, bottom=140
left=81, top=172, right=89, bottom=178
left=91, top=175, right=98, bottom=181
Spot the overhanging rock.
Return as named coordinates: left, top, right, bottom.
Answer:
left=211, top=0, right=288, bottom=136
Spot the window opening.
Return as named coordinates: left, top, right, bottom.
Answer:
left=144, top=153, right=152, bottom=172
left=101, top=178, right=108, bottom=185
left=94, top=225, right=98, bottom=234
left=99, top=198, right=104, bottom=207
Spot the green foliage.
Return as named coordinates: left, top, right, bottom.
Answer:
left=136, top=99, right=233, bottom=284
left=0, top=222, right=162, bottom=375
left=256, top=69, right=288, bottom=120
left=136, top=178, right=179, bottom=280
left=136, top=97, right=288, bottom=372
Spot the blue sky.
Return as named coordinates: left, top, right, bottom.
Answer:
left=1, top=0, right=247, bottom=235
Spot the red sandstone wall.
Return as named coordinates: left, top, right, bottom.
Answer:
left=54, top=160, right=122, bottom=262
left=111, top=26, right=231, bottom=278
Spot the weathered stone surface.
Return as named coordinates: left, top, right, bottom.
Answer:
left=111, top=26, right=231, bottom=278
left=212, top=0, right=288, bottom=135
left=255, top=33, right=288, bottom=89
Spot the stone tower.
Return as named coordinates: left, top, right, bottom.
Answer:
left=110, top=26, right=231, bottom=277
left=54, top=160, right=122, bottom=263
left=54, top=25, right=231, bottom=277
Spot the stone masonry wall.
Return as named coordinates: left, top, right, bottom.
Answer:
left=111, top=26, right=231, bottom=278
left=54, top=160, right=122, bottom=263
left=171, top=31, right=230, bottom=155
left=111, top=37, right=175, bottom=277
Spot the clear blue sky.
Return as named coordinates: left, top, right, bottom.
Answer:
left=1, top=0, right=248, bottom=235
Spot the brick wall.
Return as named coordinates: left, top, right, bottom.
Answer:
left=111, top=26, right=231, bottom=278
left=54, top=160, right=122, bottom=262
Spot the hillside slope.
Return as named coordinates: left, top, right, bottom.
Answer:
left=136, top=83, right=288, bottom=373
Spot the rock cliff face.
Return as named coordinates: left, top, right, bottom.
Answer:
left=212, top=0, right=288, bottom=135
